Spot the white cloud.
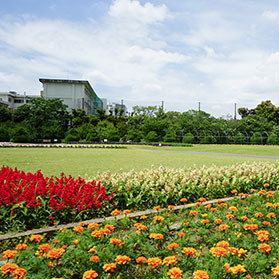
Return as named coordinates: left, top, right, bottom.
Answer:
left=262, top=10, right=279, bottom=21
left=108, top=0, right=170, bottom=24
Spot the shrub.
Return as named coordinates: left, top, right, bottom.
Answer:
left=234, top=132, right=246, bottom=144
left=163, top=132, right=176, bottom=143
left=0, top=126, right=10, bottom=142
left=126, top=129, right=143, bottom=143
left=182, top=132, right=195, bottom=143
left=250, top=132, right=263, bottom=144
left=64, top=128, right=80, bottom=142
left=267, top=133, right=278, bottom=145
left=200, top=135, right=216, bottom=144
left=86, top=129, right=99, bottom=142
left=10, top=126, right=32, bottom=143
left=145, top=131, right=159, bottom=142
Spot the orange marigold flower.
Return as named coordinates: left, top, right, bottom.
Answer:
left=243, top=224, right=258, bottom=231
left=178, top=232, right=185, bottom=237
left=215, top=219, right=222, bottom=224
left=254, top=230, right=269, bottom=241
left=47, top=247, right=65, bottom=259
left=168, top=205, right=175, bottom=209
left=153, top=206, right=160, bottom=211
left=210, top=207, right=217, bottom=211
left=111, top=209, right=120, bottom=216
left=184, top=222, right=189, bottom=227
left=227, top=246, right=238, bottom=255
left=182, top=247, right=196, bottom=257
left=149, top=233, right=164, bottom=240
left=140, top=215, right=148, bottom=220
left=47, top=262, right=54, bottom=267
left=153, top=216, right=164, bottom=222
left=104, top=224, right=115, bottom=231
left=264, top=183, right=269, bottom=187
left=229, top=206, right=237, bottom=211
left=90, top=255, right=99, bottom=262
left=219, top=203, right=227, bottom=208
left=224, top=263, right=230, bottom=272
left=109, top=238, right=122, bottom=246
left=228, top=264, right=247, bottom=273
left=87, top=223, right=100, bottom=230
left=103, top=263, right=117, bottom=272
left=231, top=189, right=238, bottom=194
left=210, top=247, right=227, bottom=257
left=216, top=241, right=229, bottom=249
left=272, top=265, right=279, bottom=276
left=147, top=257, right=162, bottom=268
left=38, top=244, right=51, bottom=253
left=238, top=248, right=247, bottom=256
left=163, top=256, right=177, bottom=266
left=73, top=226, right=84, bottom=233
left=167, top=267, right=183, bottom=279
left=2, top=250, right=17, bottom=259
left=219, top=224, right=229, bottom=231
left=195, top=202, right=202, bottom=206
left=0, top=263, right=19, bottom=274
left=266, top=202, right=274, bottom=208
left=262, top=221, right=271, bottom=226
left=201, top=219, right=209, bottom=224
left=255, top=212, right=263, bottom=217
left=250, top=188, right=257, bottom=193
left=180, top=198, right=187, bottom=203
left=16, top=244, right=28, bottom=251
left=30, top=234, right=43, bottom=242
left=115, top=255, right=131, bottom=264
left=123, top=209, right=131, bottom=215
left=235, top=232, right=242, bottom=238
left=241, top=216, right=248, bottom=221
left=202, top=214, right=208, bottom=218
left=168, top=243, right=179, bottom=250
left=12, top=267, right=26, bottom=278
left=189, top=210, right=198, bottom=216
left=88, top=247, right=96, bottom=253
left=82, top=269, right=98, bottom=279
left=226, top=214, right=234, bottom=219
left=199, top=197, right=206, bottom=202
left=73, top=240, right=80, bottom=245
left=204, top=204, right=211, bottom=209
left=258, top=243, right=271, bottom=253
left=267, top=212, right=275, bottom=218
left=134, top=223, right=147, bottom=230
left=136, top=256, right=147, bottom=263
left=193, top=270, right=209, bottom=279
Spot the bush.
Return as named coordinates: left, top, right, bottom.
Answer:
left=163, top=132, right=175, bottom=143
left=86, top=129, right=99, bottom=142
left=10, top=126, right=32, bottom=143
left=0, top=126, right=10, bottom=142
left=182, top=132, right=195, bottom=143
left=64, top=128, right=80, bottom=142
left=234, top=132, right=246, bottom=144
left=200, top=135, right=216, bottom=144
left=250, top=132, right=263, bottom=144
left=145, top=131, right=159, bottom=142
left=126, top=129, right=143, bottom=143
left=267, top=133, right=279, bottom=145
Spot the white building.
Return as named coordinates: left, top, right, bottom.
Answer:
left=39, top=78, right=103, bottom=115
left=0, top=91, right=36, bottom=110
left=105, top=101, right=127, bottom=116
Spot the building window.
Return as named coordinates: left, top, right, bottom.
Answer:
left=8, top=97, right=13, bottom=103
left=26, top=100, right=32, bottom=103
left=14, top=99, right=24, bottom=103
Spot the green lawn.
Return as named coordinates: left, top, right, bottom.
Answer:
left=0, top=144, right=278, bottom=178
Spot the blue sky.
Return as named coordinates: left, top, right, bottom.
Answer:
left=1, top=0, right=279, bottom=117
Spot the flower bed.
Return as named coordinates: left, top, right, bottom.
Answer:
left=0, top=166, right=113, bottom=233
left=0, top=143, right=125, bottom=148
left=93, top=161, right=279, bottom=209
left=2, top=189, right=279, bottom=278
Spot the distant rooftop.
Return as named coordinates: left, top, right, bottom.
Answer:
left=39, top=78, right=89, bottom=85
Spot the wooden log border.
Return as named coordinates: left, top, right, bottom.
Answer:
left=0, top=194, right=252, bottom=241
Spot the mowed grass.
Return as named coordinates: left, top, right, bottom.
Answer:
left=0, top=144, right=278, bottom=178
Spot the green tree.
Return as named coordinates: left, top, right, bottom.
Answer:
left=254, top=100, right=279, bottom=123
left=182, top=132, right=195, bottom=143
left=145, top=131, right=159, bottom=142
left=0, top=107, right=13, bottom=122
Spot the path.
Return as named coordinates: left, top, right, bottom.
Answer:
left=139, top=149, right=279, bottom=160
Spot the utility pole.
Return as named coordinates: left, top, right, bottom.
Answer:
left=161, top=101, right=164, bottom=111
left=234, top=103, right=237, bottom=120
left=198, top=102, right=200, bottom=112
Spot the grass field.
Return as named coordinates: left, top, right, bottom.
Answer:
left=1, top=144, right=279, bottom=178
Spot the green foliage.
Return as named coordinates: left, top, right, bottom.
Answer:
left=267, top=133, right=279, bottom=145
left=234, top=132, right=246, bottom=144
left=85, top=128, right=99, bottom=142
left=182, top=132, right=195, bottom=143
left=145, top=131, right=159, bottom=142
left=126, top=129, right=143, bottom=142
left=10, top=126, right=33, bottom=143
left=163, top=131, right=175, bottom=143
left=250, top=132, right=263, bottom=144
left=200, top=135, right=216, bottom=144
left=0, top=126, right=10, bottom=141
left=64, top=128, right=80, bottom=142
left=0, top=107, right=13, bottom=122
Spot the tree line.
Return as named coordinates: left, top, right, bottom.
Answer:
left=0, top=98, right=279, bottom=144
